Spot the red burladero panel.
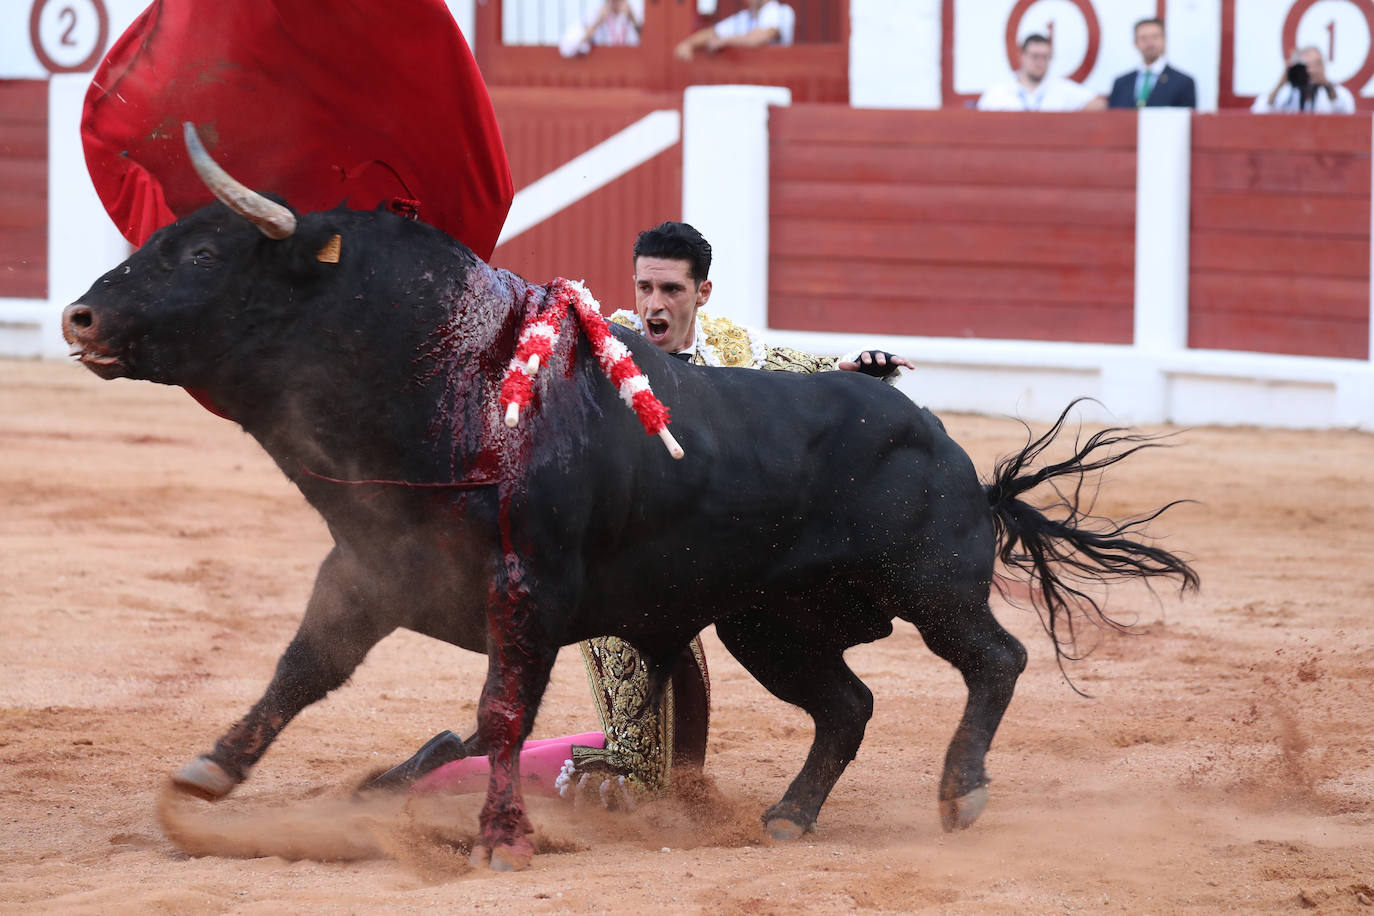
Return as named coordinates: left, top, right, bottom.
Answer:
left=488, top=89, right=682, bottom=315
left=768, top=106, right=1138, bottom=344
left=1189, top=114, right=1370, bottom=359
left=0, top=80, right=48, bottom=299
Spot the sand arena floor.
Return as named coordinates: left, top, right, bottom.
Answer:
left=2, top=357, right=1372, bottom=913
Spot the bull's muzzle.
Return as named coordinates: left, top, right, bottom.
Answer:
left=62, top=302, right=125, bottom=378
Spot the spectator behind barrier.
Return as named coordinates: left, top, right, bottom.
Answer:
left=560, top=0, right=642, bottom=58
left=1252, top=46, right=1355, bottom=114
left=1108, top=17, right=1196, bottom=109
left=675, top=0, right=795, bottom=61
left=977, top=34, right=1105, bottom=112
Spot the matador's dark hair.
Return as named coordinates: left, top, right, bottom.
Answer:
left=633, top=221, right=712, bottom=284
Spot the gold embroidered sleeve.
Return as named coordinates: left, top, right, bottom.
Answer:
left=762, top=346, right=838, bottom=375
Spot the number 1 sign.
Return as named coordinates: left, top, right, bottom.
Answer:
left=1226, top=0, right=1374, bottom=103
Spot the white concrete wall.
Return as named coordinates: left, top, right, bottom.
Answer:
left=444, top=0, right=476, bottom=46
left=681, top=85, right=791, bottom=330
left=849, top=0, right=940, bottom=109
left=1169, top=0, right=1222, bottom=112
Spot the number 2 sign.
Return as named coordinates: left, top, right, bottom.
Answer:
left=28, top=0, right=109, bottom=74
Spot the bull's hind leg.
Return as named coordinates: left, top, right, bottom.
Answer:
left=715, top=615, right=873, bottom=840
left=911, top=599, right=1026, bottom=831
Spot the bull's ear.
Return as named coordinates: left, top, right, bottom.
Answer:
left=315, top=234, right=342, bottom=264
left=285, top=221, right=345, bottom=280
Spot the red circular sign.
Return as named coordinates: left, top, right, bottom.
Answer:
left=1282, top=0, right=1374, bottom=93
left=1005, top=0, right=1101, bottom=85
left=29, top=0, right=109, bottom=75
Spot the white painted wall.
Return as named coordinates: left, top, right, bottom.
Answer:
left=1168, top=0, right=1222, bottom=112
left=849, top=0, right=940, bottom=109
left=444, top=0, right=476, bottom=46
left=681, top=85, right=791, bottom=331
left=1133, top=107, right=1192, bottom=357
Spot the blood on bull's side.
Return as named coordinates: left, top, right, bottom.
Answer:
left=62, top=125, right=1198, bottom=872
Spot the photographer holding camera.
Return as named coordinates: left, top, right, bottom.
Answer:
left=1252, top=46, right=1355, bottom=114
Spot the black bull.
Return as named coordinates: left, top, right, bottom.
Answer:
left=63, top=196, right=1197, bottom=869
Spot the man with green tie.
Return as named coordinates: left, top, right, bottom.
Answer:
left=1108, top=18, right=1196, bottom=109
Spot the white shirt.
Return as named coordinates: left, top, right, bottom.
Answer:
left=713, top=1, right=795, bottom=46
left=977, top=76, right=1097, bottom=112
left=1252, top=82, right=1356, bottom=115
left=559, top=6, right=641, bottom=57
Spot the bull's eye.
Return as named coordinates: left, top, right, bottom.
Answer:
left=189, top=247, right=218, bottom=267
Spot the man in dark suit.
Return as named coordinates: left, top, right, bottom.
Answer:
left=1108, top=18, right=1196, bottom=109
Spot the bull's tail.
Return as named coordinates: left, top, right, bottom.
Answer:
left=984, top=400, right=1199, bottom=685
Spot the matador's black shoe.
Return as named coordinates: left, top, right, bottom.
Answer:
left=362, top=729, right=470, bottom=792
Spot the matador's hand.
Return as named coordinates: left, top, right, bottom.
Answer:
left=838, top=350, right=915, bottom=379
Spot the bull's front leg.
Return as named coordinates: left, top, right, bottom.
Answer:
left=468, top=580, right=558, bottom=871
left=172, top=547, right=393, bottom=799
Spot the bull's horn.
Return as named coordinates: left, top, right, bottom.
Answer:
left=183, top=122, right=296, bottom=239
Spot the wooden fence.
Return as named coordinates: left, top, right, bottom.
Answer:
left=0, top=80, right=48, bottom=300
left=767, top=106, right=1371, bottom=360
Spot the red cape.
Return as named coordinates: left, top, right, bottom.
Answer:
left=82, top=0, right=512, bottom=258
left=81, top=0, right=513, bottom=419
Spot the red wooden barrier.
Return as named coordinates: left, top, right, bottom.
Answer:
left=488, top=89, right=682, bottom=313
left=768, top=107, right=1138, bottom=343
left=1190, top=114, right=1371, bottom=359
left=0, top=80, right=47, bottom=300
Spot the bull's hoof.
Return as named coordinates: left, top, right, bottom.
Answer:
left=171, top=756, right=236, bottom=801
left=469, top=837, right=534, bottom=872
left=939, top=785, right=989, bottom=832
left=764, top=817, right=807, bottom=842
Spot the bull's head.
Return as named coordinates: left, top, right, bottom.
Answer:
left=62, top=125, right=337, bottom=387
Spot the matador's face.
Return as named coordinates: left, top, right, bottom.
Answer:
left=633, top=256, right=712, bottom=355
